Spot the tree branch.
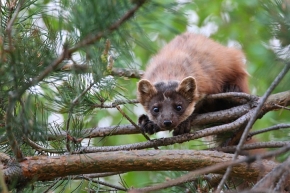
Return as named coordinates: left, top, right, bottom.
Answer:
left=211, top=141, right=290, bottom=153
left=4, top=150, right=277, bottom=185
left=249, top=123, right=290, bottom=137
left=129, top=145, right=290, bottom=193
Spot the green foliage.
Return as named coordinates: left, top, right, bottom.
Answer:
left=1, top=0, right=290, bottom=192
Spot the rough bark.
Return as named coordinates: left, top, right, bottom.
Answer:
left=4, top=150, right=277, bottom=183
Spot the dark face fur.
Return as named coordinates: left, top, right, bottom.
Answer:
left=148, top=83, right=191, bottom=129
left=137, top=76, right=198, bottom=130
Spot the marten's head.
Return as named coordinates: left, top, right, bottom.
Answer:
left=137, top=76, right=198, bottom=130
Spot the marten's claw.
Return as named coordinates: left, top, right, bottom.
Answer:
left=138, top=114, right=160, bottom=135
left=173, top=119, right=191, bottom=136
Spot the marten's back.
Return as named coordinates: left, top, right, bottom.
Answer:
left=142, top=32, right=249, bottom=95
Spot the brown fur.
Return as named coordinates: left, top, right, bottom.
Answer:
left=137, top=32, right=249, bottom=135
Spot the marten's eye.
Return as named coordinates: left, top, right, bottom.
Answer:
left=153, top=107, right=159, bottom=113
left=175, top=105, right=182, bottom=111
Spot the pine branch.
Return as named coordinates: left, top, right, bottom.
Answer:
left=111, top=67, right=144, bottom=79
left=23, top=138, right=65, bottom=154
left=3, top=0, right=148, bottom=162
left=18, top=0, right=147, bottom=97
left=69, top=0, right=147, bottom=53
left=5, top=97, right=24, bottom=161
left=92, top=99, right=139, bottom=108
left=61, top=64, right=144, bottom=79
left=4, top=0, right=26, bottom=162
left=129, top=145, right=290, bottom=193
left=3, top=150, right=278, bottom=185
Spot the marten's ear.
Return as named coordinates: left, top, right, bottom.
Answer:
left=137, top=79, right=157, bottom=105
left=176, top=76, right=197, bottom=102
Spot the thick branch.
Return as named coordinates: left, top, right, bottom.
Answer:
left=130, top=145, right=290, bottom=193
left=4, top=150, right=277, bottom=183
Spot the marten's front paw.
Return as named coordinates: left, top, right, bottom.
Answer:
left=138, top=114, right=160, bottom=135
left=172, top=119, right=191, bottom=136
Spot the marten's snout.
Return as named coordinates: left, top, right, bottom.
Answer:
left=163, top=120, right=172, bottom=127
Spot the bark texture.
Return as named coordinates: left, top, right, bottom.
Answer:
left=4, top=150, right=277, bottom=182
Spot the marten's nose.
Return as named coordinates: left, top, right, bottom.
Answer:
left=163, top=120, right=172, bottom=127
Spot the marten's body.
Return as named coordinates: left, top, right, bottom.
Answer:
left=137, top=32, right=249, bottom=135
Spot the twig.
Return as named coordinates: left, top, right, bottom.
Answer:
left=4, top=0, right=26, bottom=162
left=6, top=0, right=24, bottom=51
left=82, top=172, right=123, bottom=178
left=116, top=106, right=142, bottom=130
left=24, top=138, right=65, bottom=154
left=82, top=176, right=128, bottom=191
left=66, top=82, right=95, bottom=152
left=5, top=96, right=25, bottom=161
left=206, top=92, right=254, bottom=101
left=248, top=123, right=290, bottom=137
left=274, top=168, right=290, bottom=192
left=273, top=104, right=290, bottom=110
left=93, top=99, right=139, bottom=108
left=110, top=67, right=143, bottom=79
left=216, top=62, right=290, bottom=193
left=56, top=172, right=125, bottom=181
left=211, top=141, right=290, bottom=153
left=72, top=82, right=95, bottom=107
left=65, top=118, right=71, bottom=152
left=43, top=177, right=62, bottom=193
left=61, top=65, right=144, bottom=79
left=115, top=106, right=157, bottom=149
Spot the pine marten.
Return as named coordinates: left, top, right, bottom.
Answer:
left=137, top=32, right=249, bottom=136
